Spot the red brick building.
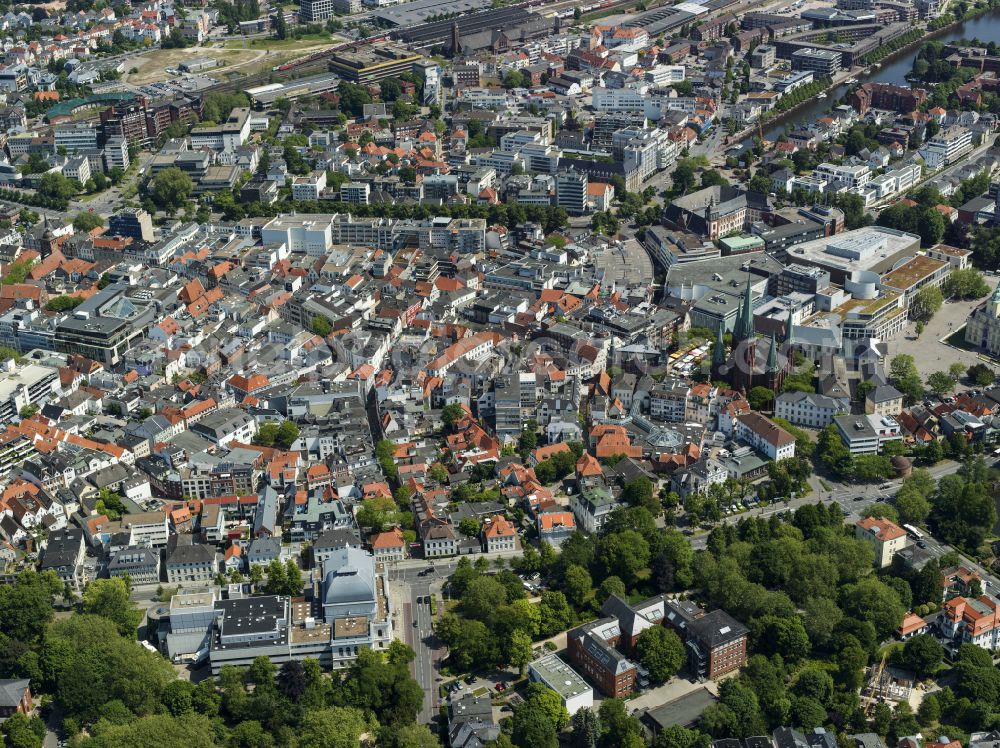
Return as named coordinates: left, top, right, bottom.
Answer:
left=568, top=595, right=749, bottom=695
left=849, top=83, right=929, bottom=115
left=567, top=617, right=638, bottom=698
left=686, top=610, right=749, bottom=679
left=0, top=679, right=31, bottom=717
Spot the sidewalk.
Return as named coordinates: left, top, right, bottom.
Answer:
left=626, top=677, right=720, bottom=714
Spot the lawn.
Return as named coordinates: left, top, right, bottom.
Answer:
left=76, top=190, right=108, bottom=203
left=223, top=35, right=333, bottom=51
left=943, top=326, right=989, bottom=355
left=877, top=641, right=904, bottom=661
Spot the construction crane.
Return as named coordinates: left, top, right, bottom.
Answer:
left=862, top=653, right=888, bottom=717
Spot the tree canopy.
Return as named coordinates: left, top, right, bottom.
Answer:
left=150, top=167, right=193, bottom=212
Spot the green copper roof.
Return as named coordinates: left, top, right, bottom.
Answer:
left=733, top=273, right=754, bottom=345
left=766, top=333, right=778, bottom=373
left=712, top=323, right=726, bottom=366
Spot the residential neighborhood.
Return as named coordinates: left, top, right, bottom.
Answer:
left=0, top=0, right=1000, bottom=744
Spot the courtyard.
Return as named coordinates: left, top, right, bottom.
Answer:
left=887, top=295, right=997, bottom=380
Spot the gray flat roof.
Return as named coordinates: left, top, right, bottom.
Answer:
left=783, top=226, right=920, bottom=277
left=246, top=72, right=342, bottom=104
left=0, top=363, right=56, bottom=402
left=666, top=252, right=784, bottom=291
left=529, top=654, right=592, bottom=699
left=372, top=0, right=491, bottom=26
left=56, top=315, right=127, bottom=334
left=641, top=687, right=718, bottom=729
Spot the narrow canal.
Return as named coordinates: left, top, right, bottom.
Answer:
left=753, top=9, right=1000, bottom=143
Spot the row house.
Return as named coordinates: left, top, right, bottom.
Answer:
left=413, top=492, right=457, bottom=558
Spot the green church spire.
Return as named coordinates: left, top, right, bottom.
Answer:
left=766, top=333, right=779, bottom=373
left=733, top=273, right=754, bottom=345
left=712, top=323, right=726, bottom=368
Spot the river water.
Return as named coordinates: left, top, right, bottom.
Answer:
left=756, top=9, right=1000, bottom=142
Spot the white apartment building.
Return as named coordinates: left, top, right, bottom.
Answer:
left=592, top=85, right=647, bottom=114
left=0, top=361, right=58, bottom=425
left=787, top=174, right=828, bottom=194
left=482, top=516, right=518, bottom=554
left=855, top=517, right=909, bottom=568
left=887, top=163, right=921, bottom=193
left=815, top=162, right=871, bottom=189
left=921, top=126, right=974, bottom=169
left=291, top=170, right=327, bottom=201
left=340, top=181, right=370, bottom=205
left=54, top=123, right=99, bottom=153
left=165, top=544, right=217, bottom=584
left=426, top=332, right=498, bottom=377
left=570, top=483, right=619, bottom=534
left=300, top=0, right=333, bottom=20
left=833, top=413, right=903, bottom=454
left=619, top=129, right=677, bottom=183
left=940, top=595, right=1000, bottom=649
left=454, top=88, right=514, bottom=109
left=63, top=155, right=90, bottom=185
left=476, top=150, right=527, bottom=176
left=592, top=85, right=677, bottom=121
left=501, top=130, right=545, bottom=151
left=622, top=132, right=660, bottom=183
left=416, top=217, right=486, bottom=254
left=104, top=137, right=130, bottom=172
left=645, top=65, right=686, bottom=86
left=122, top=511, right=169, bottom=547
left=649, top=381, right=689, bottom=422
left=867, top=164, right=920, bottom=201
left=519, top=143, right=560, bottom=174
left=734, top=412, right=796, bottom=461
left=774, top=391, right=850, bottom=428
left=189, top=107, right=252, bottom=152
left=262, top=215, right=334, bottom=255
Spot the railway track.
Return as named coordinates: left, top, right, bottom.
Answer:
left=203, top=0, right=750, bottom=97
left=200, top=0, right=586, bottom=95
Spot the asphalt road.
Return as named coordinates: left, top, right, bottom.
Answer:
left=690, top=459, right=966, bottom=549
left=918, top=513, right=1000, bottom=595
left=391, top=559, right=461, bottom=724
